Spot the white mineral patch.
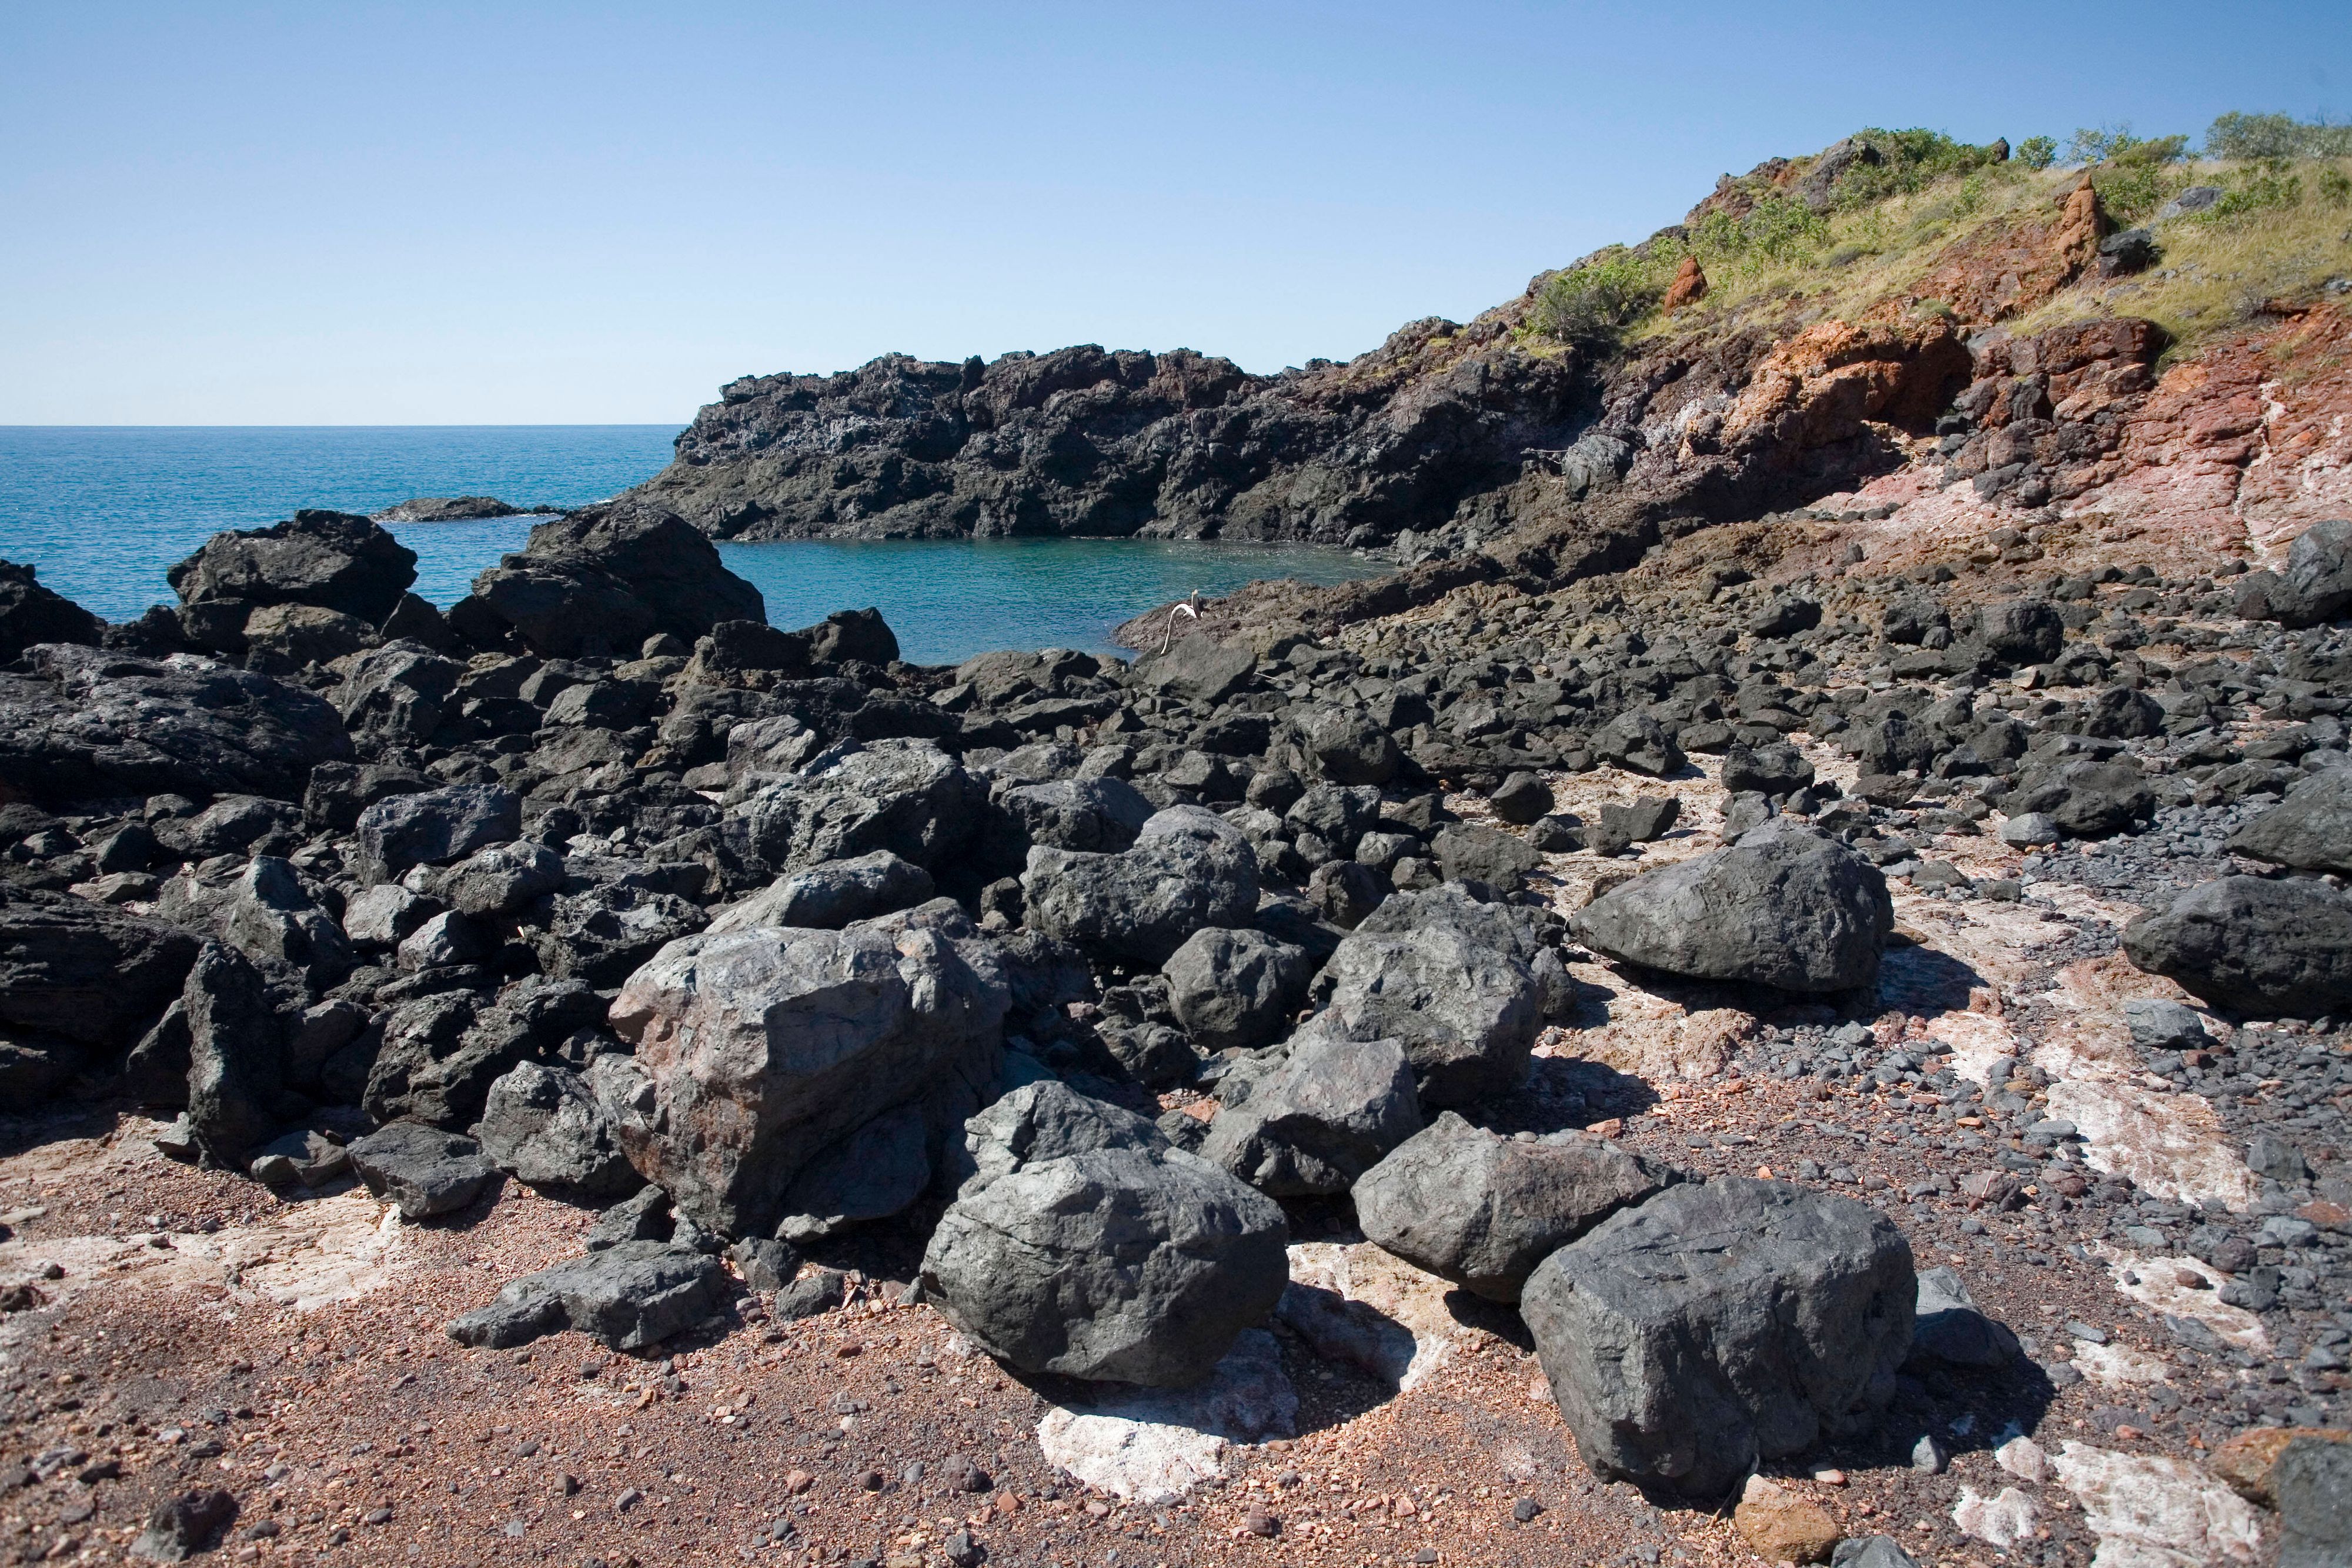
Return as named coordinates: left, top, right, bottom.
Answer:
left=1034, top=1329, right=1296, bottom=1504
left=2049, top=1442, right=2264, bottom=1567
left=2098, top=1248, right=2271, bottom=1353
left=1952, top=1485, right=2040, bottom=1549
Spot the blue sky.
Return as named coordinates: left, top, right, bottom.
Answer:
left=4, top=2, right=2345, bottom=424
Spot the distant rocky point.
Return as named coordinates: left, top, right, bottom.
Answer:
left=373, top=496, right=528, bottom=523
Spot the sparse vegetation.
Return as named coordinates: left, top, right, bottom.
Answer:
left=2017, top=135, right=2057, bottom=171
left=2206, top=111, right=2352, bottom=161
left=1529, top=249, right=1672, bottom=348
left=2063, top=125, right=2191, bottom=167
left=1831, top=128, right=2010, bottom=208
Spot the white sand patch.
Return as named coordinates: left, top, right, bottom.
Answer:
left=2049, top=1083, right=2259, bottom=1211
left=1285, top=1241, right=1466, bottom=1392
left=1034, top=1329, right=1296, bottom=1503
left=2097, top=1248, right=2271, bottom=1353
left=2070, top=1340, right=2175, bottom=1386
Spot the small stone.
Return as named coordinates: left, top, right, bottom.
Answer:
left=1911, top=1434, right=1949, bottom=1475
left=1512, top=1496, right=1542, bottom=1523
left=1735, top=1476, right=1840, bottom=1564
left=1243, top=1507, right=1279, bottom=1537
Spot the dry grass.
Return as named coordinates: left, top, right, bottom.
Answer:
left=2010, top=157, right=2352, bottom=352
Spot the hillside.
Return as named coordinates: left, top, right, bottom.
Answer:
left=626, top=125, right=2352, bottom=622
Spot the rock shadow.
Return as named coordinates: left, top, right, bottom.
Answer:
left=1876, top=942, right=1990, bottom=1018
left=1475, top=1055, right=1659, bottom=1136
left=1269, top=1281, right=1418, bottom=1435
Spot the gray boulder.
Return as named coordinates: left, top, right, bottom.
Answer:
left=1431, top=823, right=1541, bottom=888
left=994, top=776, right=1155, bottom=854
left=706, top=850, right=936, bottom=934
left=433, top=839, right=567, bottom=918
left=445, top=1241, right=729, bottom=1351
left=1200, top=1032, right=1422, bottom=1196
left=0, top=885, right=199, bottom=1098
left=530, top=882, right=709, bottom=988
left=608, top=918, right=1006, bottom=1238
left=1161, top=927, right=1312, bottom=1054
left=774, top=1101, right=932, bottom=1242
left=1972, top=600, right=2064, bottom=666
left=730, top=739, right=986, bottom=874
left=1300, top=707, right=1401, bottom=787
left=1132, top=634, right=1256, bottom=705
left=2006, top=757, right=2154, bottom=839
left=1308, top=902, right=1540, bottom=1107
left=1521, top=1178, right=1915, bottom=1497
left=0, top=644, right=352, bottom=803
left=2122, top=875, right=2352, bottom=1018
left=1572, top=821, right=1892, bottom=994
left=1023, top=805, right=1261, bottom=966
left=2121, top=997, right=2209, bottom=1052
left=218, top=856, right=351, bottom=992
left=0, top=559, right=103, bottom=662
left=1593, top=711, right=1685, bottom=777
left=1830, top=1540, right=1921, bottom=1568
left=1352, top=1111, right=1672, bottom=1302
left=348, top=1121, right=499, bottom=1219
left=1489, top=771, right=1555, bottom=825
left=920, top=1083, right=1289, bottom=1386
left=334, top=644, right=465, bottom=745
left=1907, top=1266, right=2019, bottom=1368
left=2259, top=518, right=2352, bottom=630
left=2277, top=1435, right=2352, bottom=1568
left=449, top=502, right=765, bottom=657
left=1721, top=742, right=1816, bottom=798
left=475, top=1061, right=643, bottom=1203
left=182, top=942, right=294, bottom=1165
left=354, top=783, right=520, bottom=883
left=168, top=509, right=417, bottom=624
left=2229, top=767, right=2352, bottom=875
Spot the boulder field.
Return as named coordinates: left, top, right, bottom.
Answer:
left=5, top=132, right=2352, bottom=1568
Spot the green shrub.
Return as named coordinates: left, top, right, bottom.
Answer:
left=2064, top=125, right=2190, bottom=167
left=1530, top=250, right=1669, bottom=347
left=2320, top=168, right=2352, bottom=207
left=1832, top=128, right=2009, bottom=208
left=2206, top=111, right=2352, bottom=161
left=2017, top=136, right=2057, bottom=171
left=2206, top=163, right=2306, bottom=221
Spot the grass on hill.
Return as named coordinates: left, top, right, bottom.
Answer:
left=1517, top=121, right=2351, bottom=363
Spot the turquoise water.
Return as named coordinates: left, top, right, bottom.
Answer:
left=0, top=427, right=1385, bottom=663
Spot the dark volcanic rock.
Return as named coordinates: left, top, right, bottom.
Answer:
left=449, top=502, right=766, bottom=657
left=475, top=1061, right=644, bottom=1203
left=349, top=1121, right=500, bottom=1219
left=621, top=338, right=1592, bottom=549
left=1521, top=1178, right=1916, bottom=1497
left=446, top=1241, right=728, bottom=1351
left=1023, top=805, right=1261, bottom=966
left=375, top=496, right=522, bottom=523
left=1573, top=821, right=1893, bottom=994
left=1161, top=927, right=1312, bottom=1054
left=2228, top=768, right=2352, bottom=875
left=2122, top=875, right=2352, bottom=1018
left=168, top=509, right=418, bottom=625
left=920, top=1082, right=1289, bottom=1386
left=1352, top=1111, right=1672, bottom=1302
left=607, top=919, right=1006, bottom=1238
left=0, top=559, right=104, bottom=661
left=0, top=644, right=352, bottom=803
left=706, top=850, right=937, bottom=934
left=1201, top=1031, right=1423, bottom=1196
left=353, top=783, right=522, bottom=883
left=0, top=885, right=200, bottom=1069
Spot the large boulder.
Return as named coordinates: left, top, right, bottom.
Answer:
left=475, top=1060, right=643, bottom=1203
left=449, top=503, right=764, bottom=657
left=2122, top=875, right=2352, bottom=1018
left=1352, top=1111, right=1673, bottom=1302
left=0, top=644, right=352, bottom=803
left=1305, top=887, right=1545, bottom=1106
left=0, top=885, right=200, bottom=1099
left=1522, top=1178, right=1916, bottom=1497
left=1200, top=1031, right=1423, bottom=1196
left=216, top=857, right=352, bottom=993
left=446, top=1241, right=727, bottom=1351
left=993, top=776, right=1156, bottom=854
left=1023, top=805, right=1261, bottom=966
left=2250, top=519, right=2352, bottom=629
left=334, top=644, right=466, bottom=745
left=2004, top=757, right=2155, bottom=839
left=168, top=510, right=418, bottom=626
left=353, top=783, right=521, bottom=884
left=920, top=1083, right=1289, bottom=1386
left=729, top=740, right=987, bottom=874
left=2228, top=768, right=2352, bottom=876
left=1160, top=927, right=1313, bottom=1054
left=1971, top=600, right=2065, bottom=666
left=181, top=942, right=296, bottom=1166
left=362, top=979, right=606, bottom=1130
left=530, top=882, right=709, bottom=988
left=1572, top=821, right=1892, bottom=994
left=349, top=1121, right=500, bottom=1219
left=706, top=850, right=936, bottom=934
left=607, top=919, right=1006, bottom=1238
left=0, top=560, right=103, bottom=662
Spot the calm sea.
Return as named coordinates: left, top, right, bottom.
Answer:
left=0, top=427, right=1383, bottom=664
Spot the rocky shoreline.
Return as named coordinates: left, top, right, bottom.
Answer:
left=5, top=129, right=2352, bottom=1568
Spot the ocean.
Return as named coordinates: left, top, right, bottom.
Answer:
left=0, top=426, right=1383, bottom=664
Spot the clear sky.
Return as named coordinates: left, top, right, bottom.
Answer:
left=4, top=2, right=2345, bottom=425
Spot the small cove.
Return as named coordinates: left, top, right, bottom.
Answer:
left=0, top=426, right=1385, bottom=664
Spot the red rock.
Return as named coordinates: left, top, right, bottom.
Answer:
left=1662, top=256, right=1709, bottom=313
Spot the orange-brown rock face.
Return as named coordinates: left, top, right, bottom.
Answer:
left=1910, top=174, right=2111, bottom=324
left=1720, top=320, right=1973, bottom=452
left=1661, top=255, right=1709, bottom=313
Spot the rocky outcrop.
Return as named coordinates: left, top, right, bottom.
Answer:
left=0, top=560, right=105, bottom=661
left=166, top=510, right=417, bottom=653
left=446, top=502, right=766, bottom=658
